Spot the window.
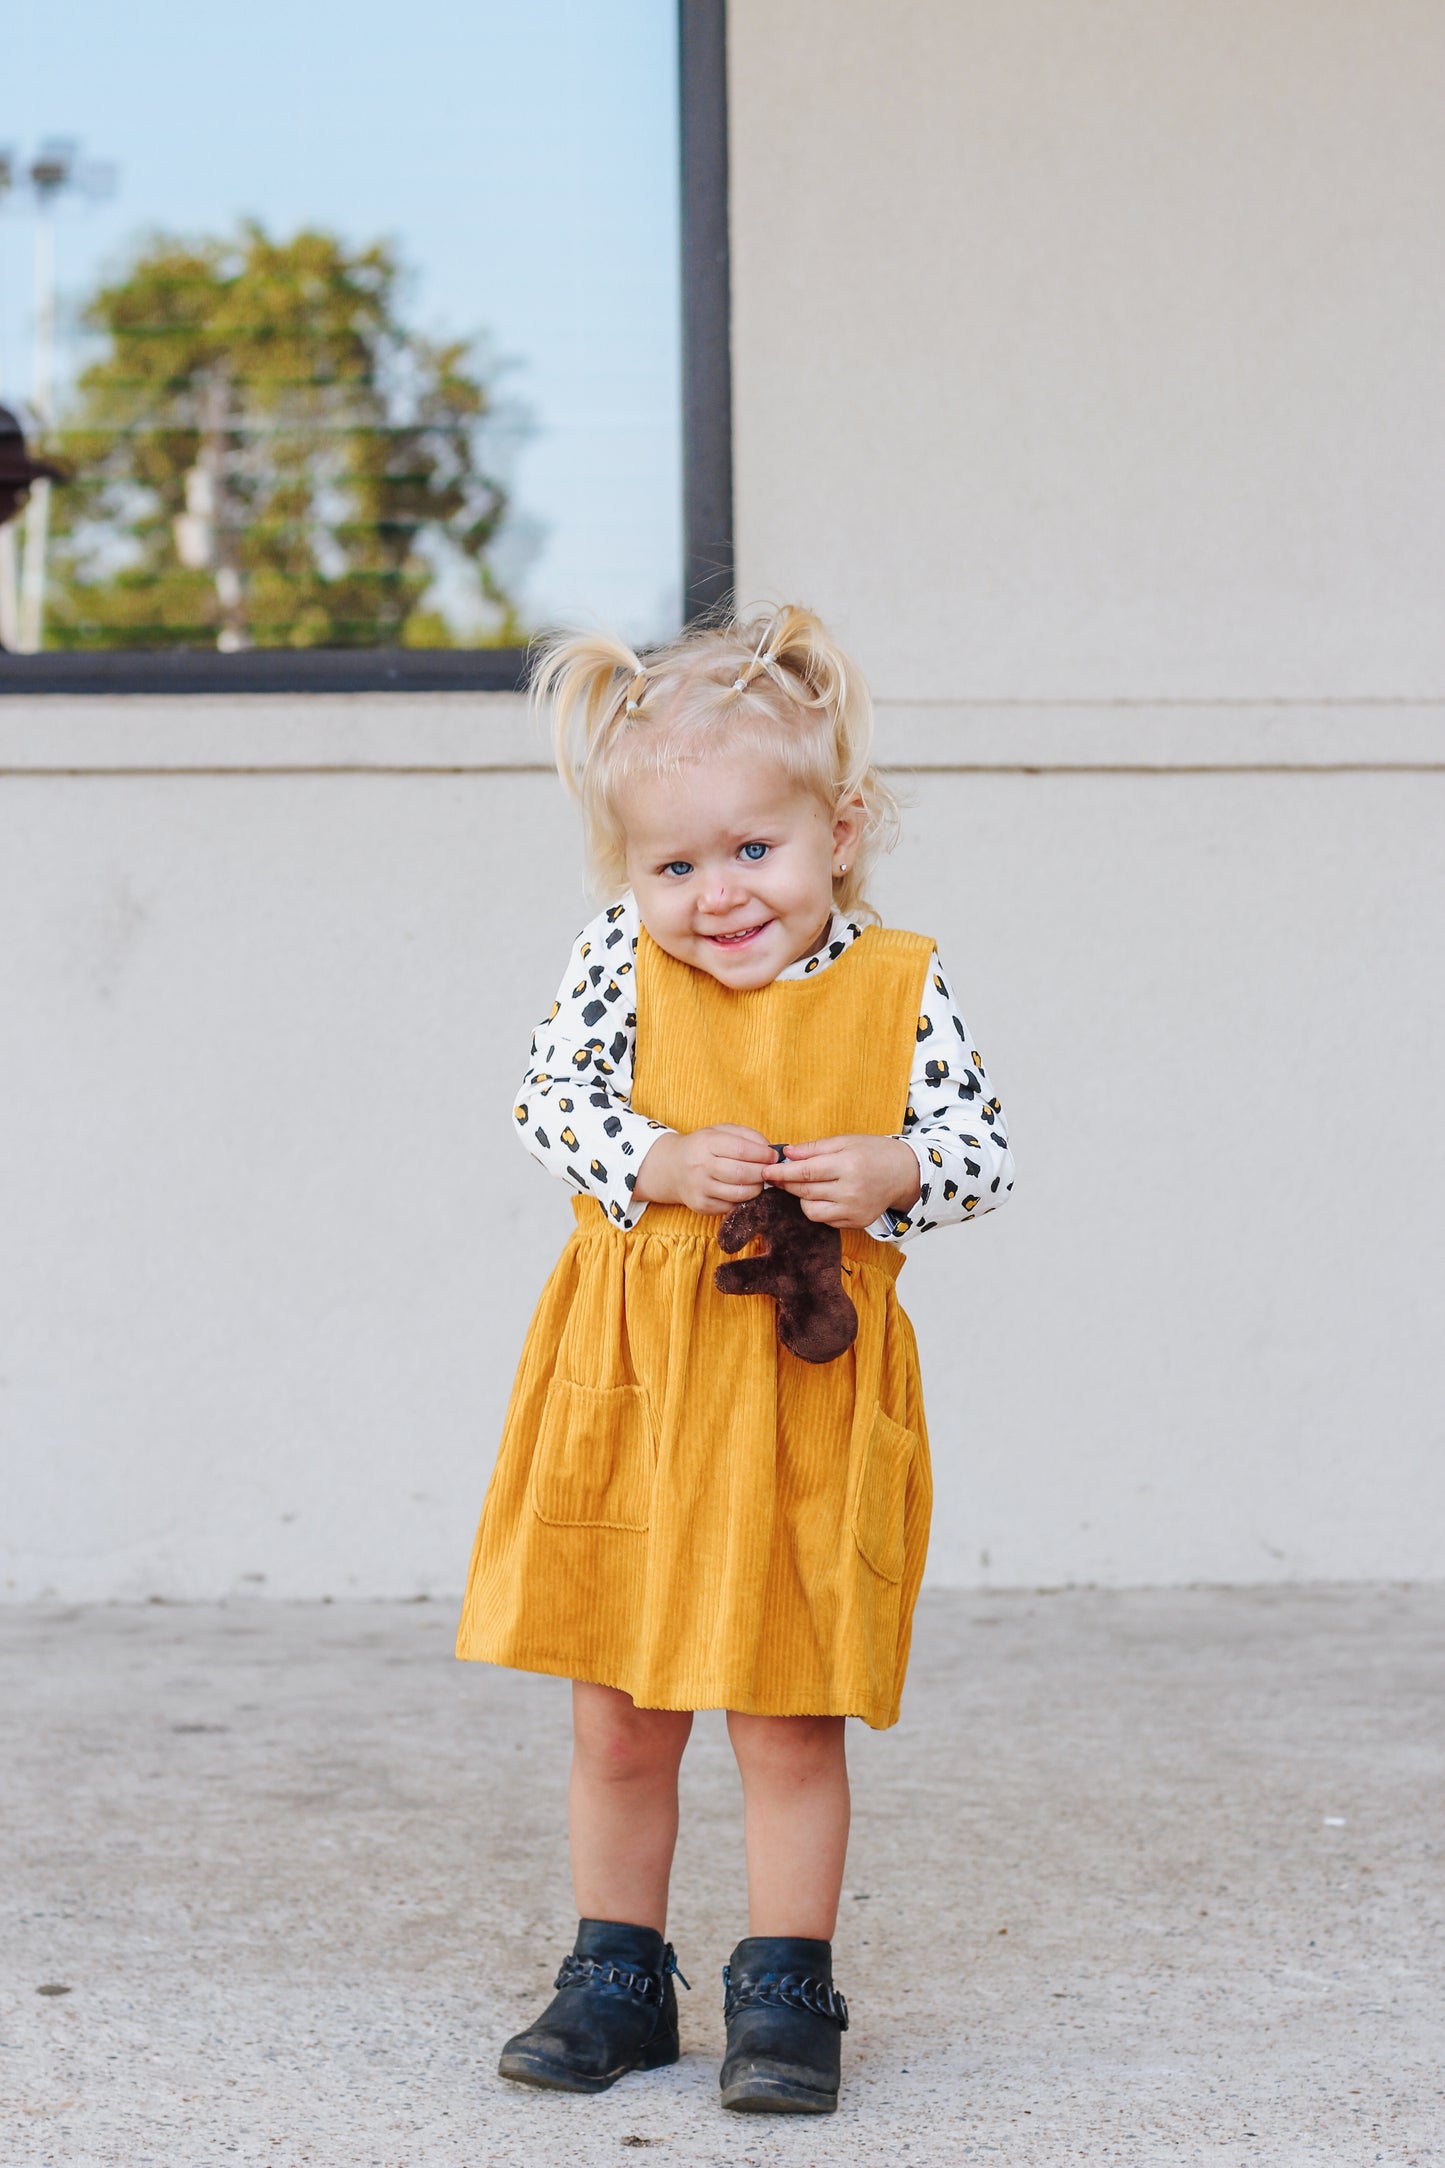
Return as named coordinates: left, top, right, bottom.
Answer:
left=0, top=1, right=730, bottom=689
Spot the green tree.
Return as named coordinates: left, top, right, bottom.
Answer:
left=48, top=224, right=522, bottom=649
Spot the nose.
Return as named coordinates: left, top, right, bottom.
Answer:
left=695, top=870, right=743, bottom=915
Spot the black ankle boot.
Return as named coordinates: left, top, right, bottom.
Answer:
left=498, top=1918, right=688, bottom=2093
left=719, top=1935, right=848, bottom=2113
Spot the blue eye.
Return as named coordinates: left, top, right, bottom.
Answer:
left=740, top=842, right=769, bottom=862
left=662, top=860, right=693, bottom=877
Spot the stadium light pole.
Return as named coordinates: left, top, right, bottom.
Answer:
left=0, top=146, right=17, bottom=647
left=4, top=140, right=116, bottom=651
left=16, top=144, right=71, bottom=652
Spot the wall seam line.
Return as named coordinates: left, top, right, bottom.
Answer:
left=4, top=762, right=1444, bottom=780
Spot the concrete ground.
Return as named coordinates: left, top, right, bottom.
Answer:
left=1, top=1589, right=1440, bottom=2168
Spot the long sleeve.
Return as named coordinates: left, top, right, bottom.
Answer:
left=512, top=899, right=669, bottom=1229
left=868, top=950, right=1015, bottom=1242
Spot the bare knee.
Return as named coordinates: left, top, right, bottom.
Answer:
left=573, top=1683, right=692, bottom=1788
left=728, top=1711, right=846, bottom=1787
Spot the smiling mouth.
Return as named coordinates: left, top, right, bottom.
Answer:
left=704, top=920, right=772, bottom=947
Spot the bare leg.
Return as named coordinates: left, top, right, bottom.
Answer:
left=725, top=1712, right=850, bottom=1938
left=569, top=1682, right=694, bottom=1933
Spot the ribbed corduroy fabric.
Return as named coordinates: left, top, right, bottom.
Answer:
left=456, top=925, right=936, bottom=1729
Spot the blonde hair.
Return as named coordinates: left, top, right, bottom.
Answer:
left=532, top=603, right=901, bottom=918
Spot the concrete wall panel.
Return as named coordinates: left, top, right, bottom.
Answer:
left=728, top=0, right=1445, bottom=699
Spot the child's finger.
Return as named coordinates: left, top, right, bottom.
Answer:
left=769, top=1154, right=844, bottom=1186
left=715, top=1156, right=771, bottom=1185
left=799, top=1197, right=850, bottom=1225
left=713, top=1125, right=776, bottom=1161
left=766, top=1149, right=835, bottom=1176
left=770, top=1174, right=837, bottom=1201
left=710, top=1174, right=766, bottom=1200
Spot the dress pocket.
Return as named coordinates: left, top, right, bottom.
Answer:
left=852, top=1406, right=916, bottom=1583
left=529, top=1378, right=657, bottom=1532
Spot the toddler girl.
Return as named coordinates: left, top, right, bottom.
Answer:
left=456, top=604, right=1012, bottom=2114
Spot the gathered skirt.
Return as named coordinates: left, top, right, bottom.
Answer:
left=456, top=1199, right=933, bottom=1729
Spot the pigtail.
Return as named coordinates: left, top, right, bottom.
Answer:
left=530, top=629, right=650, bottom=802
left=751, top=604, right=846, bottom=711
left=729, top=604, right=901, bottom=916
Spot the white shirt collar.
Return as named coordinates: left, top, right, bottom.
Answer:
left=775, top=912, right=860, bottom=982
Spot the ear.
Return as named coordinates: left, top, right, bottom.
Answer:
left=830, top=792, right=866, bottom=876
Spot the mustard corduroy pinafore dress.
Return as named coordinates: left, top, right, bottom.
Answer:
left=456, top=924, right=936, bottom=1729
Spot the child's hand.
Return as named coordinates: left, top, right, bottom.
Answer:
left=764, top=1135, right=922, bottom=1228
left=633, top=1125, right=776, bottom=1216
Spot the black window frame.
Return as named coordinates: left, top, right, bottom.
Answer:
left=0, top=0, right=732, bottom=697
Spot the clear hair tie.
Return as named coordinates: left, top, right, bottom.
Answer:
left=733, top=633, right=777, bottom=693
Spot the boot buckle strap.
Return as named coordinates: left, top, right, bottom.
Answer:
left=555, top=1941, right=690, bottom=2002
left=721, top=1962, right=850, bottom=2032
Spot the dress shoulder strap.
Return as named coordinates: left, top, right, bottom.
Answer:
left=856, top=925, right=934, bottom=966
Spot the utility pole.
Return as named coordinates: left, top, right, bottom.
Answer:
left=173, top=370, right=250, bottom=650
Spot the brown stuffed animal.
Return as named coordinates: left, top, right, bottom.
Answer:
left=715, top=1179, right=859, bottom=1364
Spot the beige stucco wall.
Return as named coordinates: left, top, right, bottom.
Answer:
left=728, top=0, right=1445, bottom=699
left=1, top=696, right=1441, bottom=1599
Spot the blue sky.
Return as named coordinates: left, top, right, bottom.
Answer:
left=0, top=0, right=682, bottom=641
